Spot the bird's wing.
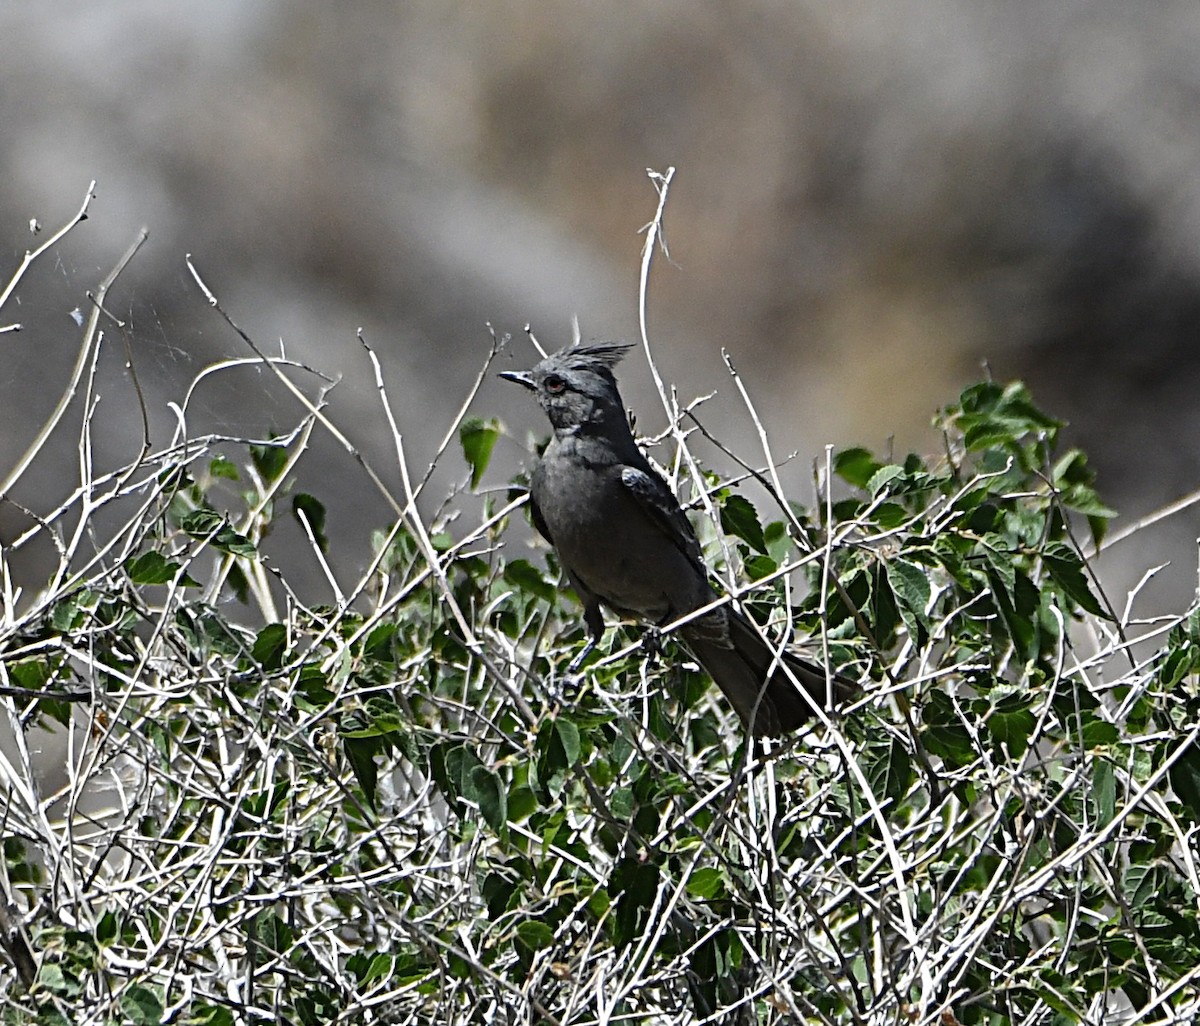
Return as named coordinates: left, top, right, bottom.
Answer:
left=619, top=465, right=706, bottom=570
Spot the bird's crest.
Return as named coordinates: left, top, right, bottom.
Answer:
left=559, top=342, right=633, bottom=374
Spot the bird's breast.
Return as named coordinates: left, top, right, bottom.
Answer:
left=530, top=447, right=709, bottom=620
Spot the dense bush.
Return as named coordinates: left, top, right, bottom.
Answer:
left=2, top=190, right=1199, bottom=1025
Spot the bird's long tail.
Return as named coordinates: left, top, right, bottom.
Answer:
left=684, top=608, right=856, bottom=737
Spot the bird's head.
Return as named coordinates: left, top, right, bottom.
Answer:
left=500, top=342, right=633, bottom=434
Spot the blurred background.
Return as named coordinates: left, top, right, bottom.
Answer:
left=4, top=1, right=1200, bottom=614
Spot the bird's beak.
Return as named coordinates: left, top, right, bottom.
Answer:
left=498, top=369, right=537, bottom=391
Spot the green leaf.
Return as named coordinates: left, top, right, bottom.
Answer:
left=743, top=553, right=777, bottom=580
left=720, top=494, right=767, bottom=554
left=363, top=622, right=398, bottom=658
left=1169, top=741, right=1200, bottom=822
left=1078, top=714, right=1119, bottom=748
left=250, top=442, right=289, bottom=484
left=1091, top=758, right=1116, bottom=826
left=554, top=718, right=582, bottom=768
left=350, top=952, right=396, bottom=986
left=126, top=551, right=180, bottom=585
left=343, top=735, right=381, bottom=810
left=482, top=870, right=518, bottom=920
left=227, top=562, right=251, bottom=604
left=295, top=665, right=332, bottom=709
left=587, top=887, right=611, bottom=919
left=981, top=542, right=1017, bottom=605
left=460, top=417, right=500, bottom=489
left=866, top=736, right=914, bottom=804
left=216, top=529, right=258, bottom=558
left=834, top=447, right=881, bottom=489
left=1159, top=611, right=1200, bottom=687
left=1159, top=646, right=1197, bottom=689
left=872, top=501, right=911, bottom=530
left=252, top=623, right=288, bottom=670
left=922, top=691, right=976, bottom=768
left=609, top=787, right=635, bottom=821
left=50, top=593, right=86, bottom=631
left=507, top=784, right=538, bottom=822
left=867, top=464, right=905, bottom=496
left=120, top=985, right=163, bottom=1026
left=515, top=920, right=555, bottom=953
left=503, top=558, right=558, bottom=604
left=445, top=745, right=484, bottom=804
left=37, top=963, right=70, bottom=996
left=984, top=556, right=1038, bottom=662
left=209, top=454, right=240, bottom=480
left=949, top=380, right=1062, bottom=452
left=181, top=509, right=257, bottom=557
left=341, top=719, right=397, bottom=739
left=1042, top=542, right=1109, bottom=619
left=1052, top=449, right=1117, bottom=547
left=885, top=558, right=931, bottom=639
left=467, top=766, right=508, bottom=833
left=986, top=692, right=1036, bottom=758
left=9, top=658, right=51, bottom=692
left=95, top=911, right=118, bottom=946
left=764, top=521, right=790, bottom=564
left=187, top=1005, right=235, bottom=1026
left=611, top=857, right=661, bottom=948
left=292, top=493, right=328, bottom=552
left=686, top=866, right=726, bottom=900
left=255, top=912, right=293, bottom=954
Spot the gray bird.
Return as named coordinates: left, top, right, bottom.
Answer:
left=500, top=341, right=854, bottom=737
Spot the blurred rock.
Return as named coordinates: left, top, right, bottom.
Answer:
left=3, top=0, right=1200, bottom=609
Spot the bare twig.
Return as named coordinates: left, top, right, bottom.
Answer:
left=0, top=227, right=147, bottom=503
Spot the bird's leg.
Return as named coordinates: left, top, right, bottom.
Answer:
left=559, top=639, right=595, bottom=701
left=566, top=636, right=597, bottom=675
left=563, top=602, right=605, bottom=686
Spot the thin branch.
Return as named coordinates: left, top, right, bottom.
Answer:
left=0, top=227, right=147, bottom=502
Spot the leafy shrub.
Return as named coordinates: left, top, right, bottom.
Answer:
left=3, top=190, right=1199, bottom=1026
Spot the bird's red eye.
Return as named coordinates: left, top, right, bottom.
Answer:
left=544, top=374, right=566, bottom=394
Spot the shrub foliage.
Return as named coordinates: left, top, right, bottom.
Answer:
left=3, top=196, right=1200, bottom=1026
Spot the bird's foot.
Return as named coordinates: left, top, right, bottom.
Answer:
left=641, top=626, right=663, bottom=664
left=549, top=637, right=596, bottom=697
